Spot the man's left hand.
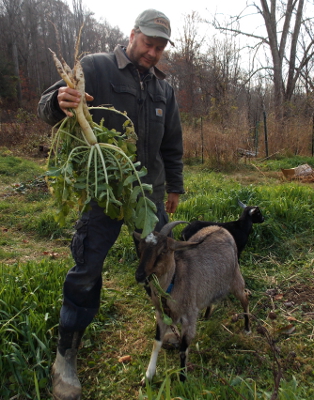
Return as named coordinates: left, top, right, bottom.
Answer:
left=165, top=193, right=180, bottom=214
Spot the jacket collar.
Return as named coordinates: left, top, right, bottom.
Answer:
left=114, top=45, right=166, bottom=80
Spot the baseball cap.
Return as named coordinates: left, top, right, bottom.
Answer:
left=135, top=9, right=174, bottom=46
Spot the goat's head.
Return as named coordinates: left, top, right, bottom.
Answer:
left=238, top=200, right=264, bottom=224
left=249, top=206, right=264, bottom=223
left=134, top=221, right=199, bottom=284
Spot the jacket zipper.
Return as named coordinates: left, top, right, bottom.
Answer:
left=137, top=70, right=145, bottom=91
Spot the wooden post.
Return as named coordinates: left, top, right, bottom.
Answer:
left=312, top=114, right=314, bottom=157
left=201, top=116, right=204, bottom=164
left=263, top=111, right=269, bottom=158
left=255, top=121, right=259, bottom=156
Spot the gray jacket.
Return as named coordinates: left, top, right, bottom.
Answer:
left=38, top=45, right=184, bottom=203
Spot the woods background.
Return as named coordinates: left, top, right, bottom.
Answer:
left=1, top=0, right=314, bottom=163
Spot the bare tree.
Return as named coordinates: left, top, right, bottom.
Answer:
left=169, top=12, right=206, bottom=117
left=205, top=35, right=245, bottom=129
left=0, top=0, right=128, bottom=108
left=1, top=0, right=23, bottom=105
left=213, top=0, right=314, bottom=120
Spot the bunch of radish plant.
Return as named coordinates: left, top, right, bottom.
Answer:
left=46, top=49, right=158, bottom=237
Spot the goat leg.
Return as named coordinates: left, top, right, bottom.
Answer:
left=232, top=276, right=251, bottom=334
left=243, top=289, right=251, bottom=333
left=203, top=303, right=215, bottom=320
left=179, top=316, right=197, bottom=382
left=179, top=334, right=189, bottom=382
left=141, top=321, right=166, bottom=384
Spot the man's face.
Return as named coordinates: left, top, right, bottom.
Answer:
left=126, top=31, right=168, bottom=72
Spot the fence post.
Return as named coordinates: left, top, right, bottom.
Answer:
left=201, top=116, right=204, bottom=164
left=263, top=110, right=269, bottom=158
left=312, top=114, right=314, bottom=157
left=255, top=121, right=259, bottom=156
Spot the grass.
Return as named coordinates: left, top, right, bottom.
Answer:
left=0, top=154, right=314, bottom=399
left=0, top=154, right=45, bottom=184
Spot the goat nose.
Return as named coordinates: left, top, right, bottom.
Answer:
left=135, top=269, right=147, bottom=283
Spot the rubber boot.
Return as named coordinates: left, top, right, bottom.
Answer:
left=52, top=326, right=85, bottom=400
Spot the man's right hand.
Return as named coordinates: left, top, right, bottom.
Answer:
left=57, top=87, right=94, bottom=117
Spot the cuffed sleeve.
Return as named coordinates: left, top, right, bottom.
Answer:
left=37, top=80, right=66, bottom=126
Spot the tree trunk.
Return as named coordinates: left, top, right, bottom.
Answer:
left=12, top=39, right=22, bottom=106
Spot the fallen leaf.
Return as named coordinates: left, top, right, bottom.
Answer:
left=274, top=294, right=283, bottom=300
left=268, top=312, right=277, bottom=320
left=287, top=316, right=297, bottom=321
left=118, top=355, right=131, bottom=363
left=43, top=251, right=58, bottom=259
left=276, top=324, right=296, bottom=335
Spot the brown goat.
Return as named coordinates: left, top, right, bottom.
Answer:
left=134, top=221, right=250, bottom=383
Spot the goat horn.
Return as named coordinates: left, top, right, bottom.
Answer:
left=159, top=221, right=189, bottom=236
left=238, top=200, right=247, bottom=208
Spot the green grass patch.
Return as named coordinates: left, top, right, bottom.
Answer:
left=1, top=156, right=314, bottom=399
left=0, top=260, right=64, bottom=398
left=0, top=155, right=45, bottom=183
left=257, top=155, right=314, bottom=172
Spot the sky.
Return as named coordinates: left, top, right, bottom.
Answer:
left=69, top=0, right=262, bottom=43
left=65, top=0, right=268, bottom=70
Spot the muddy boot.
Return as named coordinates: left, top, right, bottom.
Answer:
left=52, top=326, right=84, bottom=400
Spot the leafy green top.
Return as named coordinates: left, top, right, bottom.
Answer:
left=46, top=107, right=158, bottom=237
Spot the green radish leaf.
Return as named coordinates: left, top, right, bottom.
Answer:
left=45, top=169, right=59, bottom=177
left=135, top=197, right=158, bottom=237
left=163, top=314, right=173, bottom=326
left=129, top=186, right=143, bottom=203
left=73, top=182, right=86, bottom=189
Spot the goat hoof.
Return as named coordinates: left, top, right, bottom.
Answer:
left=140, top=376, right=150, bottom=387
left=162, top=328, right=180, bottom=350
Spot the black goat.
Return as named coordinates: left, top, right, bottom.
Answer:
left=180, top=200, right=264, bottom=259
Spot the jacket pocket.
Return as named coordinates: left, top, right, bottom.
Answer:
left=108, top=82, right=137, bottom=128
left=148, top=91, right=166, bottom=124
left=70, top=219, right=88, bottom=264
left=110, top=82, right=137, bottom=96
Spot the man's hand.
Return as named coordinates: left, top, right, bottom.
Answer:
left=57, top=87, right=94, bottom=117
left=165, top=193, right=180, bottom=214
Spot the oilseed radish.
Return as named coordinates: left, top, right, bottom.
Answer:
left=46, top=49, right=158, bottom=237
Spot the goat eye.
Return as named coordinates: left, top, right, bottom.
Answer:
left=155, top=253, right=165, bottom=264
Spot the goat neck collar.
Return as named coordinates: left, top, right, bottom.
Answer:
left=166, top=273, right=176, bottom=294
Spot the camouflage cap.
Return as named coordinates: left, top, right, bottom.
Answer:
left=135, top=9, right=174, bottom=46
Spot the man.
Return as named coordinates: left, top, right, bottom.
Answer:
left=38, top=9, right=184, bottom=400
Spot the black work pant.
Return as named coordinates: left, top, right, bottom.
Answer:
left=59, top=200, right=168, bottom=331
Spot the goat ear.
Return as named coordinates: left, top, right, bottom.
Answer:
left=169, top=238, right=201, bottom=251
left=133, top=231, right=142, bottom=241
left=249, top=207, right=257, bottom=215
